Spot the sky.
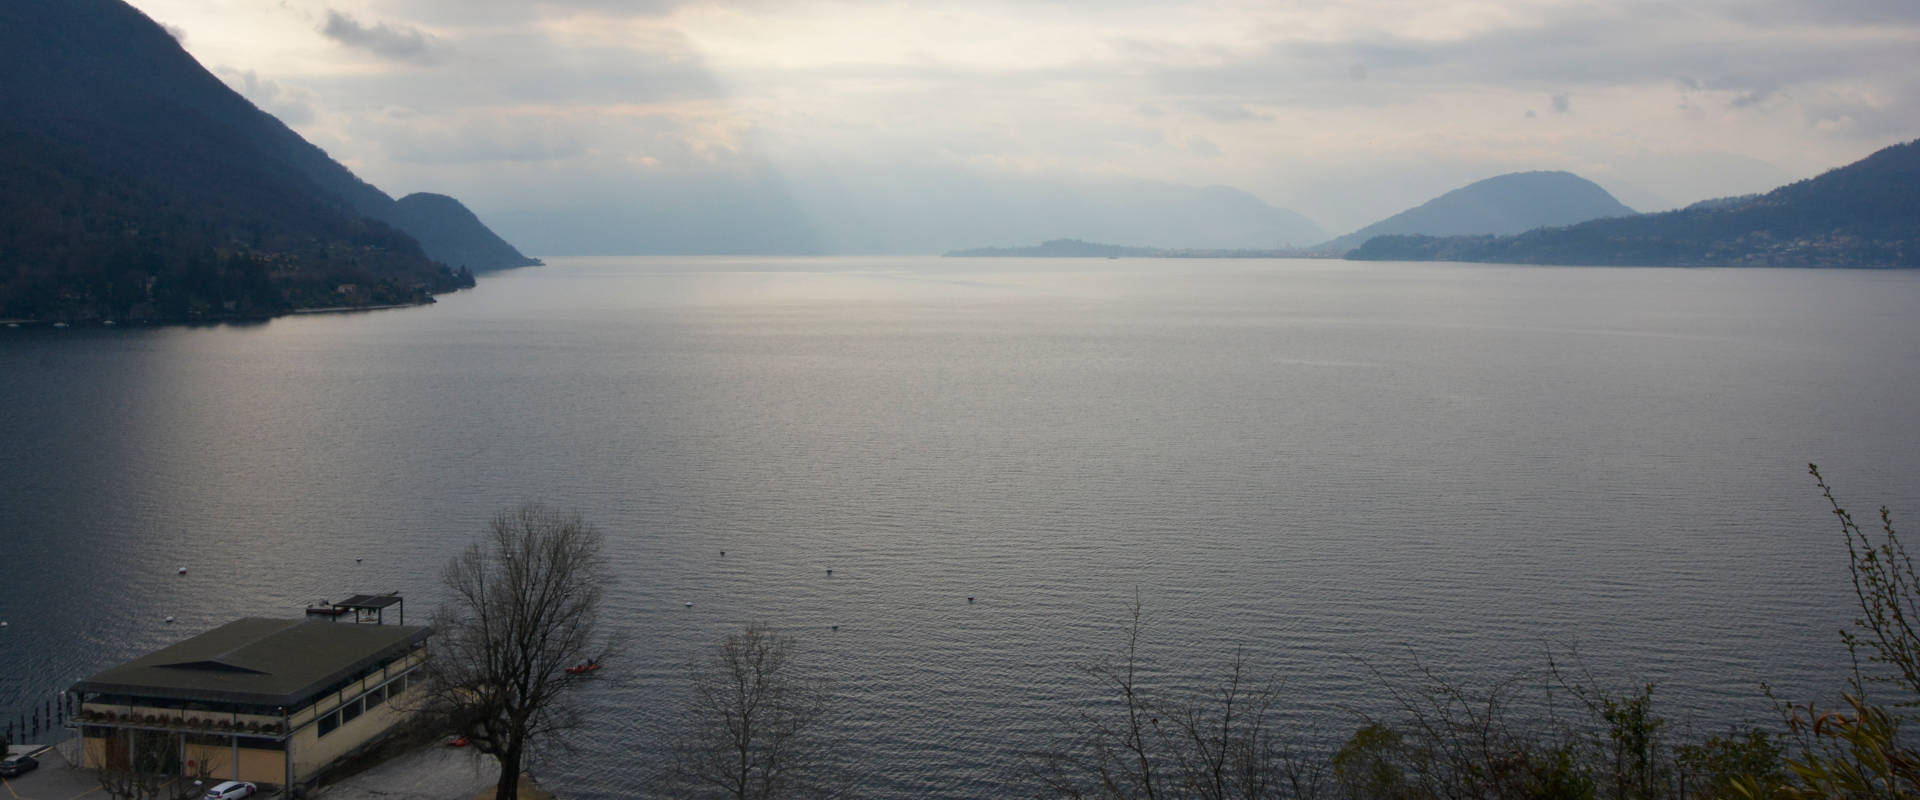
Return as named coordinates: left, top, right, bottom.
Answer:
left=126, top=0, right=1920, bottom=253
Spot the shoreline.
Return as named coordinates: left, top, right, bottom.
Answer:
left=1, top=298, right=442, bottom=330
left=288, top=301, right=433, bottom=315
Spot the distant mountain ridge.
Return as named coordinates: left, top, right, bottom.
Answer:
left=390, top=194, right=542, bottom=272
left=946, top=239, right=1319, bottom=258
left=1348, top=139, right=1920, bottom=267
left=0, top=0, right=532, bottom=323
left=1319, top=171, right=1637, bottom=253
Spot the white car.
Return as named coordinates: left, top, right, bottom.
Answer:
left=204, top=781, right=257, bottom=800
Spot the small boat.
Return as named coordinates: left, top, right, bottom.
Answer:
left=566, top=661, right=603, bottom=675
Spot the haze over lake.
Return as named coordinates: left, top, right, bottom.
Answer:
left=4, top=257, right=1918, bottom=797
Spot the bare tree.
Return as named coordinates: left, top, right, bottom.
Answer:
left=658, top=623, right=854, bottom=799
left=1024, top=603, right=1324, bottom=800
left=418, top=503, right=618, bottom=800
left=1334, top=658, right=1598, bottom=800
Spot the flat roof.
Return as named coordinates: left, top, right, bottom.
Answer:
left=73, top=618, right=430, bottom=708
left=334, top=594, right=403, bottom=610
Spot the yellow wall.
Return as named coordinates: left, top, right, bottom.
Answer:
left=289, top=667, right=421, bottom=781
left=80, top=735, right=124, bottom=770
left=85, top=734, right=285, bottom=785
left=284, top=648, right=426, bottom=731
left=183, top=741, right=230, bottom=778
left=77, top=646, right=428, bottom=787
left=235, top=746, right=284, bottom=784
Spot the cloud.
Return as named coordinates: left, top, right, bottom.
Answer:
left=383, top=0, right=687, bottom=25
left=147, top=0, right=1919, bottom=246
left=1729, top=88, right=1774, bottom=108
left=1181, top=101, right=1271, bottom=123
left=1798, top=83, right=1920, bottom=138
left=321, top=10, right=439, bottom=64
left=1132, top=2, right=1919, bottom=112
left=294, top=25, right=723, bottom=112
left=160, top=22, right=187, bottom=43
left=216, top=67, right=318, bottom=125
left=361, top=111, right=596, bottom=165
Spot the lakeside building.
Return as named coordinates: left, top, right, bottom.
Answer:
left=68, top=608, right=429, bottom=790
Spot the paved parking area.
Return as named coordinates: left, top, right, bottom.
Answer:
left=2, top=743, right=105, bottom=800
left=1, top=743, right=281, bottom=800
left=2, top=741, right=519, bottom=800
left=311, top=745, right=499, bottom=800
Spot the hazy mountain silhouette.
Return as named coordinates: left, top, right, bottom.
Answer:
left=1349, top=139, right=1920, bottom=267
left=0, top=0, right=529, bottom=322
left=795, top=174, right=1329, bottom=254
left=945, top=239, right=1337, bottom=258
left=496, top=169, right=1327, bottom=256
left=1318, top=171, right=1636, bottom=253
left=390, top=193, right=541, bottom=272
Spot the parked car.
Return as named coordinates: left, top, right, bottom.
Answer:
left=0, top=754, right=36, bottom=777
left=204, top=781, right=256, bottom=799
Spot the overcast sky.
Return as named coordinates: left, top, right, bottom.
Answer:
left=127, top=0, right=1920, bottom=251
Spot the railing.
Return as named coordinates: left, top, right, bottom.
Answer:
left=68, top=708, right=290, bottom=738
left=3, top=690, right=78, bottom=744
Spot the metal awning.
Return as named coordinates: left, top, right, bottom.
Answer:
left=305, top=592, right=406, bottom=625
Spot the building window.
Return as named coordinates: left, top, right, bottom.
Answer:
left=365, top=686, right=386, bottom=709
left=236, top=736, right=287, bottom=752
left=341, top=698, right=364, bottom=724
left=317, top=711, right=339, bottom=737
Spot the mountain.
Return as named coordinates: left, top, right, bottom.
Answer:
left=494, top=167, right=1328, bottom=255
left=949, top=240, right=1161, bottom=258
left=1348, top=140, right=1920, bottom=267
left=0, top=0, right=527, bottom=323
left=389, top=194, right=542, bottom=272
left=793, top=175, right=1329, bottom=254
left=1318, top=171, right=1637, bottom=253
left=946, top=238, right=1323, bottom=258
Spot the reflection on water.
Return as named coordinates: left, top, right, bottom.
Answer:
left=3, top=257, right=1918, bottom=797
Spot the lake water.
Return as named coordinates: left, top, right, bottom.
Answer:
left=4, top=256, right=1919, bottom=797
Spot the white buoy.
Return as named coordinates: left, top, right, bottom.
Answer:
left=165, top=616, right=175, bottom=623
left=177, top=566, right=187, bottom=575
left=1, top=621, right=9, bottom=628
left=684, top=602, right=693, bottom=608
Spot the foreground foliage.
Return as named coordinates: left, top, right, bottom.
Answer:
left=1026, top=467, right=1918, bottom=800
left=657, top=624, right=853, bottom=800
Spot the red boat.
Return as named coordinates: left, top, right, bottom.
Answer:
left=566, top=661, right=602, bottom=675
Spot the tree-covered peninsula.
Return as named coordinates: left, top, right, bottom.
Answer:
left=1348, top=139, right=1920, bottom=267
left=0, top=0, right=536, bottom=324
